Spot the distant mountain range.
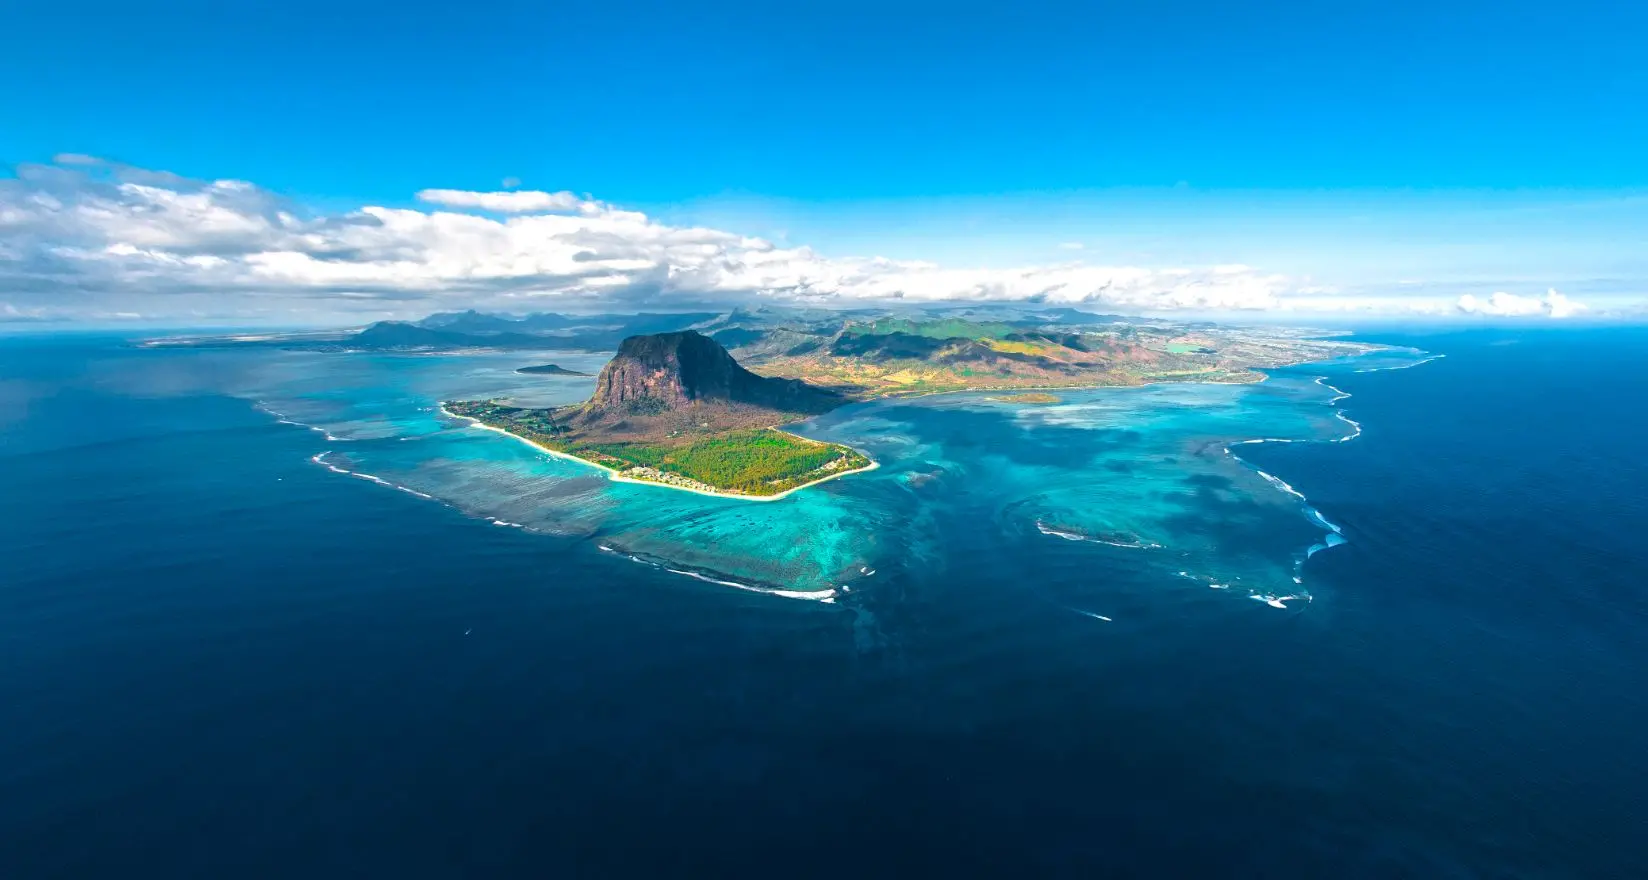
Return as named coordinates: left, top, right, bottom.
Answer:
left=318, top=305, right=1141, bottom=354
left=141, top=307, right=1342, bottom=401
left=339, top=311, right=724, bottom=352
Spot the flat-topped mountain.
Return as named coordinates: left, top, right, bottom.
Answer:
left=587, top=330, right=842, bottom=418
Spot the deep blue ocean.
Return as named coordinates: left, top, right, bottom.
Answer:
left=3, top=328, right=1646, bottom=877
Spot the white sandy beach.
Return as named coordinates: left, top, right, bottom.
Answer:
left=439, top=405, right=878, bottom=502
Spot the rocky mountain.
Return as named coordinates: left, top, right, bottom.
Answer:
left=584, top=331, right=843, bottom=419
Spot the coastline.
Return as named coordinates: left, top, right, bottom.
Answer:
left=861, top=368, right=1273, bottom=403
left=1213, top=344, right=1439, bottom=596
left=432, top=344, right=1374, bottom=503
left=439, top=405, right=879, bottom=502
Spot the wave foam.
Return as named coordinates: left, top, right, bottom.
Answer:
left=598, top=543, right=836, bottom=602
left=1218, top=360, right=1386, bottom=576
left=310, top=451, right=438, bottom=503
left=1249, top=593, right=1310, bottom=609
left=257, top=402, right=347, bottom=442
left=1035, top=520, right=1162, bottom=549
left=1354, top=353, right=1445, bottom=373
left=664, top=567, right=839, bottom=602
left=1254, top=469, right=1307, bottom=502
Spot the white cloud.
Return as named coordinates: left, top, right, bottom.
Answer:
left=1457, top=289, right=1588, bottom=319
left=1057, top=241, right=1085, bottom=250
left=0, top=158, right=1627, bottom=323
left=52, top=153, right=105, bottom=166
left=415, top=188, right=586, bottom=213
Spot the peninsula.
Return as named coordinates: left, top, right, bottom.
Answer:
left=438, top=310, right=1380, bottom=498
left=446, top=331, right=873, bottom=499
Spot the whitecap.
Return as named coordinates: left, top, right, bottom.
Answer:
left=1036, top=521, right=1088, bottom=542
left=1250, top=592, right=1310, bottom=609
left=1353, top=353, right=1445, bottom=373
left=664, top=567, right=838, bottom=602
left=1254, top=469, right=1308, bottom=502
left=1035, top=520, right=1160, bottom=549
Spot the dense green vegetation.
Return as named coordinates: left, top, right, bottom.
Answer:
left=588, top=430, right=862, bottom=493
left=444, top=400, right=871, bottom=496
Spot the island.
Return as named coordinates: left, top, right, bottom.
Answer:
left=445, top=331, right=874, bottom=499
left=515, top=363, right=591, bottom=376
left=166, top=304, right=1382, bottom=499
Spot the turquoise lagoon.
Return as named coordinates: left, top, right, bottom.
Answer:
left=233, top=345, right=1427, bottom=614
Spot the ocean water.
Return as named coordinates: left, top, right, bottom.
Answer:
left=2, top=328, right=1645, bottom=876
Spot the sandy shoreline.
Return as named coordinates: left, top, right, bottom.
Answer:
left=439, top=405, right=879, bottom=502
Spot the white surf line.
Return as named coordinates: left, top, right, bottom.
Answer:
left=1353, top=352, right=1446, bottom=373
left=1214, top=350, right=1443, bottom=593
left=256, top=401, right=344, bottom=441
left=1034, top=520, right=1161, bottom=549
left=309, top=452, right=438, bottom=502
left=1248, top=593, right=1313, bottom=609
left=1036, top=521, right=1089, bottom=541
left=597, top=544, right=838, bottom=603
left=664, top=568, right=839, bottom=602
left=1314, top=375, right=1352, bottom=404
left=1252, top=468, right=1309, bottom=503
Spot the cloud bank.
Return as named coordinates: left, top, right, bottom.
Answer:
left=415, top=188, right=588, bottom=213
left=0, top=156, right=1611, bottom=324
left=1456, top=289, right=1587, bottom=319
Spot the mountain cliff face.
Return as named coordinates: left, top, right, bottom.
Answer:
left=587, top=331, right=842, bottom=417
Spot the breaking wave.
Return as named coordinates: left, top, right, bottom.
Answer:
left=598, top=544, right=838, bottom=603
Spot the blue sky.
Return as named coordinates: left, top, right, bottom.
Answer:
left=2, top=0, right=1645, bottom=323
